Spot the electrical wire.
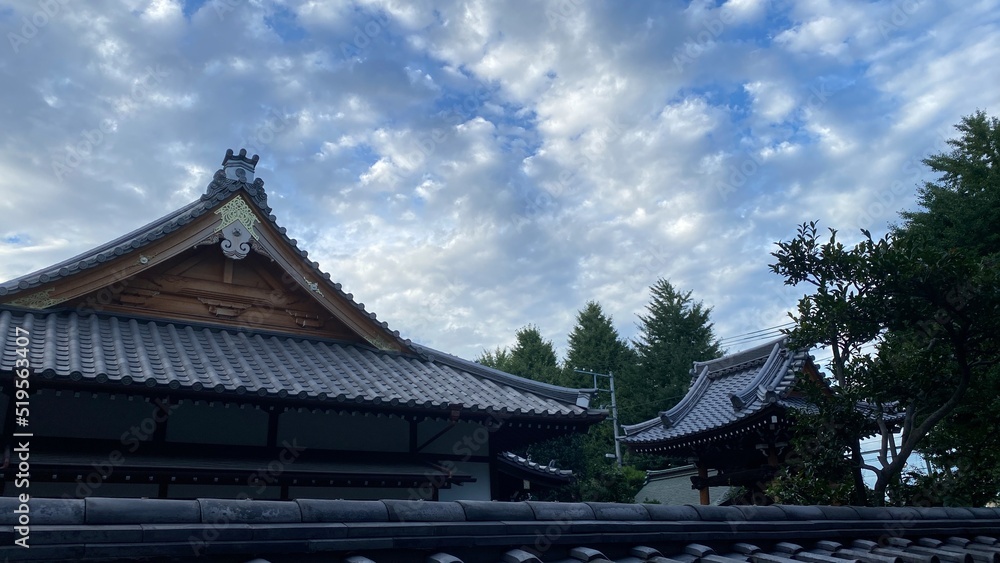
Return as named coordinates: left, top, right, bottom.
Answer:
left=717, top=322, right=796, bottom=343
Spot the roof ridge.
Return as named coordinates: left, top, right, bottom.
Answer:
left=728, top=341, right=785, bottom=411
left=411, top=342, right=599, bottom=407
left=693, top=336, right=787, bottom=371
left=499, top=451, right=573, bottom=477
left=659, top=364, right=711, bottom=427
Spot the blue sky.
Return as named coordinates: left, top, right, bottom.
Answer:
left=1, top=0, right=998, bottom=362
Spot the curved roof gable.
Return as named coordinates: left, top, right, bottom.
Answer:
left=621, top=338, right=811, bottom=448
left=0, top=149, right=410, bottom=352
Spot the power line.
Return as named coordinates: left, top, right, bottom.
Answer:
left=718, top=331, right=789, bottom=348
left=717, top=322, right=795, bottom=345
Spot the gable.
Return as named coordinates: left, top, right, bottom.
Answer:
left=61, top=243, right=367, bottom=342
left=0, top=151, right=409, bottom=352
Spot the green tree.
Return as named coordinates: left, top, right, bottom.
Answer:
left=477, top=326, right=585, bottom=501
left=889, top=111, right=1000, bottom=505
left=769, top=114, right=1000, bottom=506
left=560, top=302, right=643, bottom=502
left=476, top=325, right=562, bottom=385
left=507, top=325, right=562, bottom=385
left=768, top=223, right=887, bottom=505
left=475, top=346, right=513, bottom=372
left=485, top=306, right=646, bottom=503
left=628, top=279, right=722, bottom=424
left=562, top=301, right=636, bottom=387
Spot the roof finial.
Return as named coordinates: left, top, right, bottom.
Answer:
left=222, top=148, right=260, bottom=183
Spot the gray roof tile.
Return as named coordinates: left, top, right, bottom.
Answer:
left=0, top=307, right=601, bottom=419
left=499, top=452, right=574, bottom=481
left=4, top=499, right=999, bottom=562
left=622, top=339, right=808, bottom=449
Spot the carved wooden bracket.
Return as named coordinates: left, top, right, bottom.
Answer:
left=198, top=297, right=254, bottom=318
left=285, top=309, right=324, bottom=328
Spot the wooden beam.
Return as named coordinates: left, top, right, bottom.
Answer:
left=697, top=461, right=710, bottom=505
left=267, top=407, right=280, bottom=448
left=409, top=419, right=418, bottom=453
left=222, top=258, right=234, bottom=284
left=152, top=397, right=171, bottom=444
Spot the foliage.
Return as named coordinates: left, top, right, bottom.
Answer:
left=578, top=464, right=647, bottom=503
left=891, top=111, right=1000, bottom=506
left=562, top=301, right=636, bottom=389
left=769, top=112, right=1000, bottom=506
left=912, top=364, right=1000, bottom=506
left=476, top=325, right=562, bottom=385
left=477, top=289, right=722, bottom=503
left=627, top=279, right=721, bottom=424
left=475, top=346, right=512, bottom=372
left=767, top=381, right=867, bottom=505
left=526, top=303, right=645, bottom=502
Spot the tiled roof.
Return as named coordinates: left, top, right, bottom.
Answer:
left=2, top=497, right=998, bottom=562
left=622, top=339, right=809, bottom=448
left=28, top=451, right=475, bottom=488
left=499, top=452, right=574, bottom=482
left=0, top=152, right=411, bottom=350
left=0, top=307, right=601, bottom=419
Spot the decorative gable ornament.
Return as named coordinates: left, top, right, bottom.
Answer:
left=8, top=288, right=60, bottom=309
left=214, top=196, right=260, bottom=260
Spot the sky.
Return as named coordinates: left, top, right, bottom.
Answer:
left=1, top=0, right=998, bottom=363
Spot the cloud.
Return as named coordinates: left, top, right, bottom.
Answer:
left=1, top=0, right=998, bottom=362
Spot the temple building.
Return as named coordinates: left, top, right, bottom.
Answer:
left=0, top=149, right=604, bottom=501
left=621, top=338, right=814, bottom=505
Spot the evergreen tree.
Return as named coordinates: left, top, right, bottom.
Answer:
left=562, top=301, right=636, bottom=388
left=476, top=325, right=562, bottom=385
left=628, top=279, right=722, bottom=424
left=508, top=325, right=562, bottom=385
left=475, top=346, right=513, bottom=372
left=561, top=302, right=643, bottom=500
left=888, top=111, right=1000, bottom=505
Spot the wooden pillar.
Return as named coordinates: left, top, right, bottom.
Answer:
left=697, top=461, right=710, bottom=505
left=767, top=444, right=779, bottom=467
left=266, top=406, right=280, bottom=448
left=409, top=419, right=418, bottom=453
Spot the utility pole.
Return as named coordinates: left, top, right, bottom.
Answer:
left=574, top=368, right=622, bottom=467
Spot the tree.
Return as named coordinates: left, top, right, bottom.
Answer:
left=476, top=325, right=562, bottom=385
left=889, top=111, right=1000, bottom=505
left=562, top=301, right=636, bottom=388
left=769, top=113, right=1000, bottom=505
left=475, top=346, right=513, bottom=373
left=768, top=223, right=887, bottom=505
left=507, top=325, right=562, bottom=385
left=559, top=302, right=643, bottom=502
left=628, top=279, right=721, bottom=424
left=481, top=306, right=646, bottom=503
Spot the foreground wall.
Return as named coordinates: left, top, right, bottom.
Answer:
left=1, top=497, right=999, bottom=562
